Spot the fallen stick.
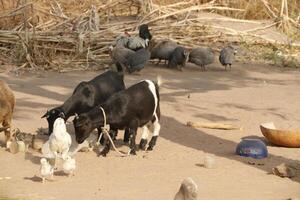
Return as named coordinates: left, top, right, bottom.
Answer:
left=187, top=121, right=242, bottom=130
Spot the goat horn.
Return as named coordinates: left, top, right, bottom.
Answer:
left=41, top=110, right=50, bottom=118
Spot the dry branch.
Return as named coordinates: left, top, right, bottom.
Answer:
left=187, top=121, right=242, bottom=130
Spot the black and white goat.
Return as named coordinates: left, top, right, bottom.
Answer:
left=42, top=70, right=125, bottom=136
left=73, top=77, right=162, bottom=156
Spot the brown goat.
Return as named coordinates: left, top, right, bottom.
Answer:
left=0, top=80, right=15, bottom=145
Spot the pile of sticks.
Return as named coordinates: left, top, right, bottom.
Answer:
left=0, top=0, right=299, bottom=71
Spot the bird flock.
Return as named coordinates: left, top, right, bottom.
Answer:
left=109, top=24, right=238, bottom=74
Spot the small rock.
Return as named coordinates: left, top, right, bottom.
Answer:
left=174, top=177, right=198, bottom=200
left=204, top=155, right=216, bottom=169
left=79, top=147, right=91, bottom=152
left=272, top=163, right=296, bottom=178
left=246, top=157, right=265, bottom=166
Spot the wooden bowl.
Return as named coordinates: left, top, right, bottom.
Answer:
left=260, top=122, right=300, bottom=147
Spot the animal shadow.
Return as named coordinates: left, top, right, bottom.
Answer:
left=54, top=170, right=67, bottom=176
left=25, top=151, right=42, bottom=165
left=24, top=175, right=42, bottom=182
left=195, top=163, right=205, bottom=168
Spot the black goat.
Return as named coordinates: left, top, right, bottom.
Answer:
left=42, top=70, right=125, bottom=136
left=73, top=77, right=162, bottom=156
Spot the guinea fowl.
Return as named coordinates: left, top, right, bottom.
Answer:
left=125, top=48, right=151, bottom=74
left=219, top=45, right=237, bottom=70
left=189, top=47, right=214, bottom=71
left=168, top=46, right=189, bottom=71
left=113, top=24, right=152, bottom=51
left=109, top=45, right=135, bottom=68
left=150, top=39, right=178, bottom=65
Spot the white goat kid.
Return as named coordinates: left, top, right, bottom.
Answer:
left=49, top=117, right=72, bottom=167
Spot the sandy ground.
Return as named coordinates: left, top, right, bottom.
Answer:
left=0, top=62, right=300, bottom=200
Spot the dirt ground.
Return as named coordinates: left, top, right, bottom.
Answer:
left=0, top=62, right=300, bottom=200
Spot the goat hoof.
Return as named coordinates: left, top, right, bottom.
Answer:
left=146, top=146, right=153, bottom=151
left=129, top=149, right=136, bottom=155
left=139, top=139, right=147, bottom=151
left=100, top=152, right=107, bottom=157
left=99, top=148, right=109, bottom=157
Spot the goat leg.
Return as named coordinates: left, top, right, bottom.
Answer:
left=147, top=121, right=161, bottom=151
left=123, top=128, right=131, bottom=144
left=97, top=128, right=105, bottom=145
left=111, top=129, right=118, bottom=140
left=128, top=125, right=138, bottom=155
left=177, top=65, right=183, bottom=71
left=139, top=125, right=149, bottom=151
left=99, top=130, right=115, bottom=157
left=3, top=120, right=12, bottom=145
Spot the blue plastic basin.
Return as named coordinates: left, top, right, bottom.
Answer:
left=236, top=139, right=268, bottom=159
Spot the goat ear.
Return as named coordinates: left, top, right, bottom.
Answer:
left=83, top=86, right=95, bottom=107
left=41, top=110, right=49, bottom=118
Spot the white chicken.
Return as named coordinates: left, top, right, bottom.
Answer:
left=40, top=158, right=54, bottom=183
left=48, top=117, right=72, bottom=166
left=41, top=140, right=55, bottom=159
left=62, top=155, right=76, bottom=176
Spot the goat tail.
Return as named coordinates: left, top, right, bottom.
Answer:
left=153, top=75, right=163, bottom=94
left=156, top=75, right=163, bottom=87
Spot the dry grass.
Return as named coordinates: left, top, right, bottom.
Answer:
left=0, top=0, right=299, bottom=71
left=1, top=0, right=299, bottom=25
left=152, top=0, right=299, bottom=20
